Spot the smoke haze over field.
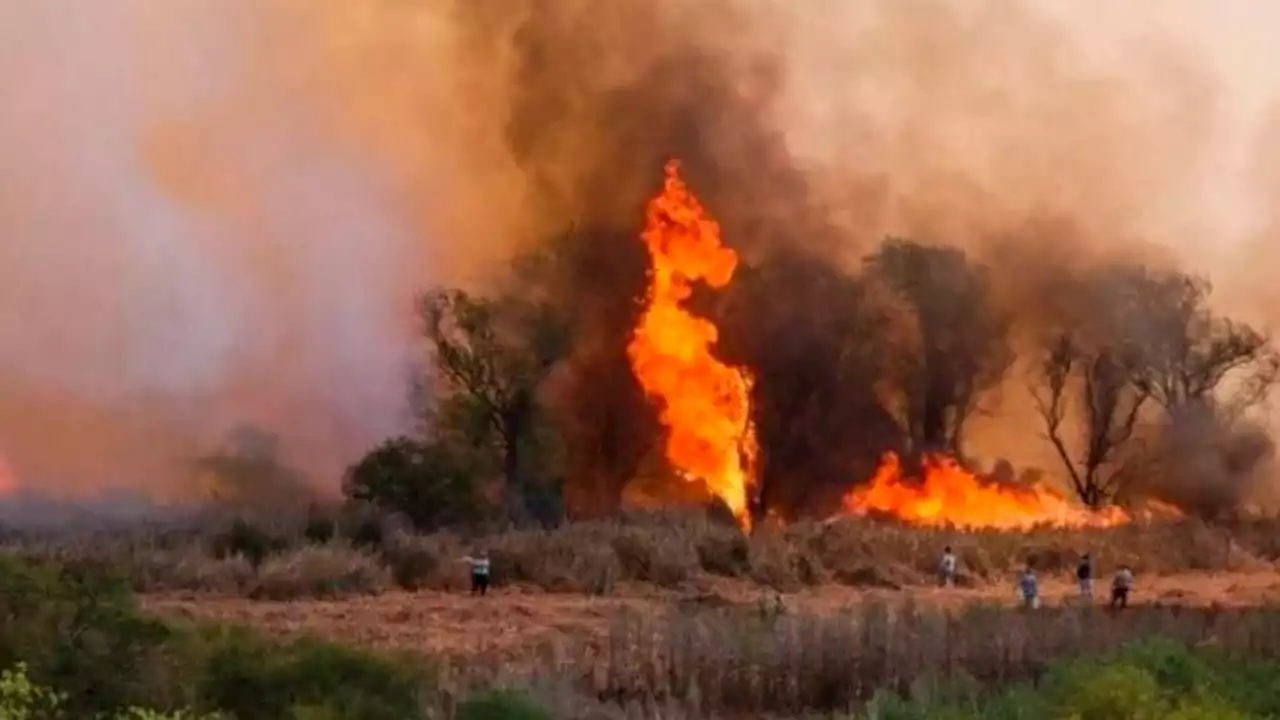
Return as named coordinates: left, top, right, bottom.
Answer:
left=2, top=0, right=1280, bottom=502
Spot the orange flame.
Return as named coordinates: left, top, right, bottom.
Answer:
left=627, top=160, right=757, bottom=529
left=840, top=452, right=1133, bottom=530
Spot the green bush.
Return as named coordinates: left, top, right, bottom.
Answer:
left=0, top=662, right=221, bottom=720
left=194, top=627, right=428, bottom=720
left=0, top=662, right=64, bottom=720
left=0, top=556, right=430, bottom=720
left=211, top=519, right=284, bottom=569
left=0, top=557, right=184, bottom=716
left=302, top=510, right=337, bottom=545
left=456, top=689, right=552, bottom=720
left=861, top=639, right=1280, bottom=720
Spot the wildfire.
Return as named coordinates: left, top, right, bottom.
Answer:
left=627, top=160, right=757, bottom=530
left=840, top=452, right=1133, bottom=530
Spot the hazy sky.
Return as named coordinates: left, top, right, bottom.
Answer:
left=1042, top=1, right=1280, bottom=258
left=1, top=1, right=1278, bottom=498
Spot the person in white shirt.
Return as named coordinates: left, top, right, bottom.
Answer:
left=1110, top=565, right=1133, bottom=609
left=463, top=549, right=491, bottom=596
left=939, top=546, right=958, bottom=587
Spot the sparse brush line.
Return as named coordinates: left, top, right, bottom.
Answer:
left=1, top=510, right=1276, bottom=601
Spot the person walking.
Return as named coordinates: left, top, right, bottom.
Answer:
left=1076, top=553, right=1094, bottom=599
left=1018, top=564, right=1039, bottom=609
left=1110, top=565, right=1133, bottom=609
left=939, top=546, right=958, bottom=588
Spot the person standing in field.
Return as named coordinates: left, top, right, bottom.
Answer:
left=462, top=549, right=491, bottom=597
left=1110, top=565, right=1133, bottom=609
left=1076, top=553, right=1094, bottom=599
left=939, top=546, right=958, bottom=587
left=1018, top=564, right=1039, bottom=609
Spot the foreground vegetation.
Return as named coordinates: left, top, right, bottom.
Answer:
left=4, top=510, right=1277, bottom=600
left=6, top=549, right=1280, bottom=719
left=861, top=639, right=1280, bottom=719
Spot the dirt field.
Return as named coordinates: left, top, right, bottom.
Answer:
left=143, top=570, right=1280, bottom=662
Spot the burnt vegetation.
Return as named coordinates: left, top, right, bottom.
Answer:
left=133, top=0, right=1280, bottom=532
left=315, top=0, right=1280, bottom=531
left=329, top=231, right=1277, bottom=532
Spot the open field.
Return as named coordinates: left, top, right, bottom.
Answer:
left=137, top=566, right=1280, bottom=661
left=141, top=570, right=1280, bottom=664
left=6, top=513, right=1280, bottom=718
left=145, top=575, right=1280, bottom=718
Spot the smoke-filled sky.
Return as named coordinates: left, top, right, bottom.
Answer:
left=2, top=0, right=1279, bottom=499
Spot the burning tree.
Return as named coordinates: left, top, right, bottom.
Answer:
left=721, top=249, right=903, bottom=520
left=862, top=239, right=1013, bottom=458
left=530, top=228, right=657, bottom=521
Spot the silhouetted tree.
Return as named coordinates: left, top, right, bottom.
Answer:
left=194, top=426, right=310, bottom=515
left=343, top=436, right=491, bottom=532
left=421, top=285, right=569, bottom=526
left=1032, top=333, right=1150, bottom=508
left=1100, top=267, right=1280, bottom=416
left=721, top=249, right=902, bottom=521
left=862, top=238, right=1013, bottom=457
left=522, top=228, right=656, bottom=520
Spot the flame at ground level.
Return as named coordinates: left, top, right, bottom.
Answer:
left=840, top=452, right=1133, bottom=530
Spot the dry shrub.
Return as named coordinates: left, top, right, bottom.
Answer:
left=4, top=511, right=1279, bottom=601
left=695, top=531, right=750, bottom=577
left=610, top=530, right=699, bottom=587
left=125, top=546, right=256, bottom=594
left=432, top=599, right=1280, bottom=718
left=248, top=542, right=390, bottom=600
left=745, top=528, right=825, bottom=590
left=1222, top=518, right=1280, bottom=562
left=805, top=517, right=1270, bottom=583
left=573, top=600, right=1280, bottom=717
left=380, top=531, right=466, bottom=591
left=489, top=525, right=624, bottom=593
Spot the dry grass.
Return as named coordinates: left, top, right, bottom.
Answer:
left=2, top=511, right=1277, bottom=601
left=415, top=599, right=1280, bottom=719
left=141, top=582, right=1280, bottom=719
left=248, top=542, right=391, bottom=600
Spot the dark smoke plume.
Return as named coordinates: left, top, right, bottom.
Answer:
left=446, top=0, right=1278, bottom=518
left=2, top=0, right=1278, bottom=519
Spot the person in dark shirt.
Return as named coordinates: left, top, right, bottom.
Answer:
left=1017, top=564, right=1039, bottom=609
left=1076, top=553, right=1093, bottom=598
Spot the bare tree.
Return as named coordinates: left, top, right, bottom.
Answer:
left=863, top=238, right=1013, bottom=457
left=1032, top=333, right=1151, bottom=507
left=1104, top=267, right=1280, bottom=416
